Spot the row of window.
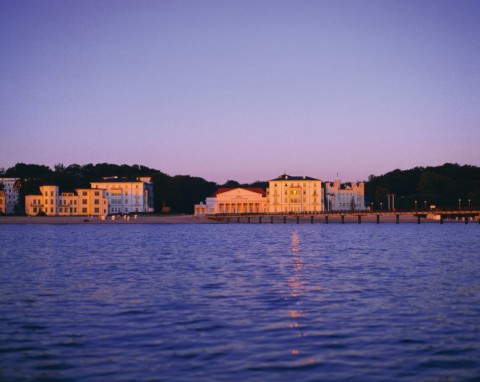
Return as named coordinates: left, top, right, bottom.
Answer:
left=273, top=183, right=318, bottom=188
left=32, top=207, right=106, bottom=214
left=273, top=198, right=319, bottom=204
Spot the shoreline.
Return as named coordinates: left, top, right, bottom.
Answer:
left=0, top=215, right=475, bottom=225
left=0, top=215, right=221, bottom=225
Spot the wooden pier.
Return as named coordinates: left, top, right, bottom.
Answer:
left=207, top=210, right=480, bottom=224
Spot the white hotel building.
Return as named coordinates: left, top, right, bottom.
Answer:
left=90, top=177, right=154, bottom=214
left=325, top=180, right=367, bottom=212
left=0, top=178, right=20, bottom=214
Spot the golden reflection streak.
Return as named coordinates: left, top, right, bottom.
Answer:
left=287, top=230, right=317, bottom=366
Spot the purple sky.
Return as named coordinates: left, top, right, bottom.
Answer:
left=1, top=0, right=479, bottom=184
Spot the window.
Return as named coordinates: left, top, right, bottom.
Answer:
left=94, top=208, right=99, bottom=213
left=94, top=199, right=99, bottom=205
left=94, top=191, right=99, bottom=196
left=82, top=199, right=87, bottom=205
left=82, top=191, right=87, bottom=196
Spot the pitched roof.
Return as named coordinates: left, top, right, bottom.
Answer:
left=212, top=187, right=266, bottom=197
left=271, top=174, right=319, bottom=181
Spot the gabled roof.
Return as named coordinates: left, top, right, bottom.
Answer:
left=271, top=174, right=319, bottom=181
left=212, top=187, right=266, bottom=197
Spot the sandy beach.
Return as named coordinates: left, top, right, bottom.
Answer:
left=0, top=215, right=221, bottom=225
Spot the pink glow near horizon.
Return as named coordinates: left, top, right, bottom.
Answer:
left=1, top=1, right=480, bottom=184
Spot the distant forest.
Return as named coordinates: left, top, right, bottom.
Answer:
left=365, top=163, right=480, bottom=210
left=1, top=162, right=479, bottom=214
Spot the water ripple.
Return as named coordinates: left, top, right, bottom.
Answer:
left=0, top=224, right=479, bottom=381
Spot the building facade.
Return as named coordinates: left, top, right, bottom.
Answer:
left=0, top=178, right=20, bottom=214
left=266, top=175, right=323, bottom=213
left=0, top=190, right=5, bottom=215
left=324, top=180, right=366, bottom=211
left=195, top=187, right=267, bottom=215
left=25, top=185, right=108, bottom=216
left=90, top=177, right=154, bottom=214
left=194, top=175, right=367, bottom=215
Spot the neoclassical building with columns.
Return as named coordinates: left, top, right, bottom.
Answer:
left=196, top=187, right=267, bottom=215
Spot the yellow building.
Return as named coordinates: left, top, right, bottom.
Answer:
left=0, top=190, right=5, bottom=215
left=266, top=175, right=323, bottom=213
left=25, top=185, right=108, bottom=216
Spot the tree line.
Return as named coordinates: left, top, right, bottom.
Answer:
left=365, top=163, right=480, bottom=210
left=1, top=162, right=479, bottom=214
left=0, top=163, right=265, bottom=214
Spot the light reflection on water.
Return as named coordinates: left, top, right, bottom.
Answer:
left=0, top=224, right=479, bottom=381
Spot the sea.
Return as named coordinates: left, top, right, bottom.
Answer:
left=0, top=224, right=479, bottom=382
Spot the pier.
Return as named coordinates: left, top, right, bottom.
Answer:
left=208, top=210, right=480, bottom=224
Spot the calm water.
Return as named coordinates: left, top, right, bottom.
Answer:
left=0, top=224, right=479, bottom=381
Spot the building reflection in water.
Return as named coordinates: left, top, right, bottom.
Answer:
left=288, top=230, right=316, bottom=365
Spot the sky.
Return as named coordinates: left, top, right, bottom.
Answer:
left=1, top=0, right=480, bottom=184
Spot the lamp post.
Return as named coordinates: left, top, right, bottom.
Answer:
left=424, top=200, right=427, bottom=210
left=380, top=202, right=383, bottom=212
left=468, top=199, right=471, bottom=210
left=415, top=200, right=417, bottom=212
left=459, top=199, right=461, bottom=212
